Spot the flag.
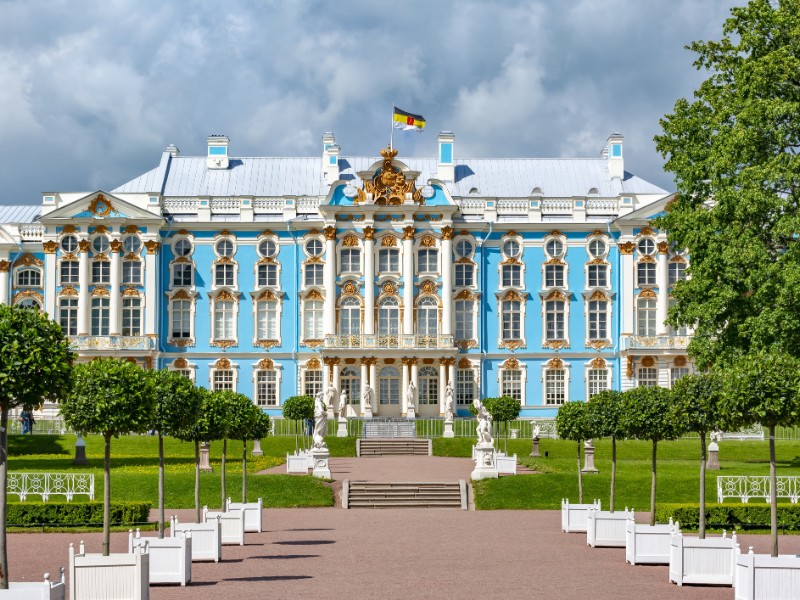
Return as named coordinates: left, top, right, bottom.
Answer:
left=393, top=107, right=426, bottom=132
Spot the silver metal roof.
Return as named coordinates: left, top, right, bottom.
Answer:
left=0, top=205, right=41, bottom=223
left=113, top=154, right=667, bottom=198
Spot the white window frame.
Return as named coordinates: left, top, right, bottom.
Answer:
left=15, top=267, right=42, bottom=288
left=304, top=263, right=324, bottom=287
left=302, top=297, right=325, bottom=340
left=253, top=295, right=282, bottom=344
left=121, top=297, right=143, bottom=337
left=378, top=248, right=400, bottom=273
left=171, top=261, right=194, bottom=288
left=339, top=247, right=362, bottom=274
left=168, top=359, right=196, bottom=382
left=456, top=364, right=479, bottom=406
left=122, top=259, right=142, bottom=285
left=417, top=248, right=439, bottom=275
left=637, top=260, right=657, bottom=287
left=454, top=298, right=476, bottom=342
left=90, top=297, right=110, bottom=336
left=586, top=363, right=611, bottom=399
left=60, top=260, right=79, bottom=285
left=210, top=293, right=239, bottom=343
left=499, top=361, right=527, bottom=404
left=253, top=368, right=280, bottom=407
left=303, top=368, right=323, bottom=398
left=637, top=296, right=657, bottom=336
left=58, top=296, right=78, bottom=336
left=210, top=363, right=238, bottom=392
left=256, top=261, right=281, bottom=288
left=455, top=262, right=476, bottom=287
left=542, top=362, right=568, bottom=406
left=637, top=366, right=658, bottom=387
left=543, top=263, right=566, bottom=288
left=166, top=290, right=197, bottom=343
left=418, top=366, right=438, bottom=405
left=586, top=262, right=610, bottom=289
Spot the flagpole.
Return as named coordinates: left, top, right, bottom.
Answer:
left=390, top=102, right=395, bottom=150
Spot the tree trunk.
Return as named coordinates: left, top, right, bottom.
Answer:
left=0, top=407, right=10, bottom=588
left=649, top=440, right=657, bottom=527
left=242, top=439, right=247, bottom=503
left=158, top=432, right=165, bottom=539
left=699, top=432, right=707, bottom=539
left=577, top=441, right=583, bottom=504
left=769, top=424, right=778, bottom=557
left=194, top=440, right=201, bottom=524
left=610, top=436, right=616, bottom=513
left=220, top=438, right=227, bottom=511
left=103, top=433, right=112, bottom=556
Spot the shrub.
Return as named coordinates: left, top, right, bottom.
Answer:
left=6, top=501, right=151, bottom=527
left=655, top=503, right=800, bottom=532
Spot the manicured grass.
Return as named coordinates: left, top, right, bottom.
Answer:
left=8, top=434, right=335, bottom=509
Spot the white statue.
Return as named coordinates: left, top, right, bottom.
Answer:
left=444, top=381, right=455, bottom=421
left=710, top=430, right=722, bottom=443
left=325, top=385, right=337, bottom=413
left=312, top=390, right=327, bottom=449
left=362, top=384, right=374, bottom=410
left=532, top=422, right=541, bottom=440
left=406, top=381, right=417, bottom=410
left=476, top=400, right=493, bottom=445
left=338, top=390, right=347, bottom=414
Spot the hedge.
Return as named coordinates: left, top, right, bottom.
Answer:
left=655, top=503, right=800, bottom=532
left=6, top=502, right=151, bottom=527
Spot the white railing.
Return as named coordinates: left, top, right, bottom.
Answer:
left=586, top=199, right=618, bottom=215
left=253, top=198, right=285, bottom=212
left=324, top=333, right=455, bottom=349
left=496, top=200, right=528, bottom=214
left=162, top=198, right=198, bottom=212
left=210, top=198, right=240, bottom=212
left=541, top=199, right=573, bottom=214
left=8, top=473, right=95, bottom=501
left=68, top=335, right=155, bottom=351
left=717, top=476, right=800, bottom=504
left=19, top=224, right=45, bottom=241
left=297, top=197, right=322, bottom=213
left=457, top=199, right=486, bottom=214
left=621, top=334, right=691, bottom=350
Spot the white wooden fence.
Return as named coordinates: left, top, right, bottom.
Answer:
left=8, top=473, right=94, bottom=501
left=717, top=476, right=800, bottom=504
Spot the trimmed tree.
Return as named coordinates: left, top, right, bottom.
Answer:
left=721, top=349, right=800, bottom=556
left=669, top=373, right=725, bottom=539
left=0, top=304, right=73, bottom=588
left=148, top=369, right=203, bottom=538
left=585, top=390, right=625, bottom=512
left=620, top=386, right=680, bottom=526
left=59, top=358, right=154, bottom=555
left=482, top=396, right=521, bottom=453
left=283, top=395, right=313, bottom=452
left=205, top=390, right=239, bottom=510
left=555, top=401, right=592, bottom=504
left=228, top=400, right=271, bottom=503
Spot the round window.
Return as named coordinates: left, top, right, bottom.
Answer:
left=174, top=239, right=192, bottom=257
left=122, top=236, right=141, bottom=254
left=455, top=239, right=474, bottom=258
left=216, top=239, right=234, bottom=257
left=258, top=239, right=278, bottom=258
left=545, top=239, right=564, bottom=257
left=60, top=235, right=79, bottom=253
left=638, top=238, right=656, bottom=256
left=305, top=239, right=323, bottom=257
left=92, top=236, right=109, bottom=254
left=588, top=239, right=607, bottom=258
left=502, top=239, right=521, bottom=258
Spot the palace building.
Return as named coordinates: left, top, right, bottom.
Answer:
left=0, top=132, right=692, bottom=419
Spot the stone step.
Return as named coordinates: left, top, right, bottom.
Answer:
left=343, top=480, right=467, bottom=509
left=357, top=438, right=431, bottom=457
left=348, top=500, right=462, bottom=509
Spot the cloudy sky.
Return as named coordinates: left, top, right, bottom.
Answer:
left=0, top=0, right=741, bottom=205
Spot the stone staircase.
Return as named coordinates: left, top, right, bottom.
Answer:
left=343, top=480, right=467, bottom=509
left=357, top=438, right=431, bottom=456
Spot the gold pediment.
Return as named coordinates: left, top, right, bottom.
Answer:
left=355, top=146, right=424, bottom=205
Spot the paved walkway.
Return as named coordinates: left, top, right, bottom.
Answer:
left=8, top=456, right=800, bottom=599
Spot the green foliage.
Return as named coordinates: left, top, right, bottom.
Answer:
left=59, top=359, right=154, bottom=437
left=620, top=386, right=680, bottom=442
left=482, top=396, right=521, bottom=424
left=282, top=395, right=313, bottom=422
left=0, top=304, right=73, bottom=411
left=555, top=401, right=591, bottom=442
left=200, top=390, right=235, bottom=442
left=149, top=370, right=203, bottom=437
left=585, top=390, right=625, bottom=440
left=6, top=502, right=150, bottom=527
left=670, top=373, right=725, bottom=435
left=223, top=392, right=262, bottom=441
left=721, top=349, right=800, bottom=430
left=655, top=503, right=800, bottom=532
left=654, top=0, right=800, bottom=368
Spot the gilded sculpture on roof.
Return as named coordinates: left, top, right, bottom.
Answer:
left=354, top=146, right=424, bottom=205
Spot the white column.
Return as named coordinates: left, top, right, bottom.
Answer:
left=402, top=227, right=414, bottom=335
left=439, top=361, right=447, bottom=416
left=324, top=227, right=337, bottom=336
left=401, top=359, right=410, bottom=414
left=43, top=252, right=56, bottom=315
left=369, top=360, right=377, bottom=415
left=109, top=245, right=121, bottom=335
left=144, top=243, right=157, bottom=336
left=0, top=258, right=10, bottom=306
left=364, top=228, right=375, bottom=335
left=656, top=243, right=669, bottom=335
left=360, top=361, right=369, bottom=414
left=620, top=242, right=634, bottom=335
left=410, top=361, right=419, bottom=391
left=332, top=362, right=341, bottom=394
left=441, top=230, right=453, bottom=336
left=77, top=244, right=90, bottom=335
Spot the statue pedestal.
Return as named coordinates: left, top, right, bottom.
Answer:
left=326, top=406, right=335, bottom=420
left=443, top=419, right=455, bottom=439
left=707, top=441, right=720, bottom=470
left=530, top=438, right=541, bottom=458
left=251, top=439, right=263, bottom=457
left=362, top=405, right=373, bottom=419
left=581, top=441, right=599, bottom=473
left=407, top=407, right=416, bottom=420
left=199, top=441, right=213, bottom=472
left=471, top=443, right=499, bottom=480
left=337, top=417, right=348, bottom=438
left=74, top=434, right=88, bottom=466
left=312, top=447, right=331, bottom=479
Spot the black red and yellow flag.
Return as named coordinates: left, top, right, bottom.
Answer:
left=392, top=107, right=426, bottom=132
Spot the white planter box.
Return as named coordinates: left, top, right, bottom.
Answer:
left=561, top=499, right=601, bottom=533
left=69, top=541, right=149, bottom=600
left=169, top=516, right=222, bottom=563
left=496, top=454, right=517, bottom=475
left=203, top=506, right=245, bottom=546
left=2, top=570, right=65, bottom=600
left=226, top=497, right=263, bottom=533
left=586, top=508, right=630, bottom=547
left=734, top=545, right=800, bottom=600
left=286, top=452, right=309, bottom=473
left=625, top=515, right=677, bottom=565
left=129, top=529, right=192, bottom=586
left=669, top=530, right=737, bottom=586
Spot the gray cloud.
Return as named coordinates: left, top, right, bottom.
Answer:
left=0, top=0, right=740, bottom=204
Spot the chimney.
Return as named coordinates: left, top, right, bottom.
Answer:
left=207, top=135, right=229, bottom=169
left=322, top=132, right=340, bottom=185
left=604, top=133, right=624, bottom=180
left=165, top=144, right=180, bottom=157
left=437, top=131, right=455, bottom=181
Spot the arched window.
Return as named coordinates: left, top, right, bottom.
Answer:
left=339, top=297, right=361, bottom=336
left=378, top=366, right=400, bottom=405
left=378, top=297, right=400, bottom=337
left=340, top=367, right=360, bottom=405
left=418, top=367, right=438, bottom=405
left=15, top=268, right=41, bottom=288
left=15, top=297, right=41, bottom=310
left=416, top=297, right=438, bottom=337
